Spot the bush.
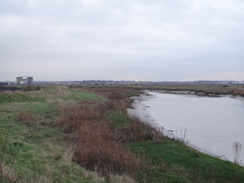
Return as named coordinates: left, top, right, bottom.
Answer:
left=56, top=102, right=106, bottom=133
left=73, top=121, right=144, bottom=175
left=113, top=117, right=164, bottom=143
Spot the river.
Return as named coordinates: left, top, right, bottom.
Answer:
left=128, top=91, right=244, bottom=165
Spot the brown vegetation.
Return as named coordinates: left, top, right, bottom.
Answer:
left=56, top=101, right=105, bottom=133
left=18, top=111, right=41, bottom=126
left=113, top=117, right=163, bottom=143
left=73, top=120, right=144, bottom=175
left=129, top=84, right=244, bottom=96
left=56, top=87, right=163, bottom=176
left=3, top=85, right=244, bottom=182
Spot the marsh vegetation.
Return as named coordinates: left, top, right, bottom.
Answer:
left=0, top=85, right=244, bottom=182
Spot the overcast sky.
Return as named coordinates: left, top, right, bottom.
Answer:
left=1, top=0, right=244, bottom=81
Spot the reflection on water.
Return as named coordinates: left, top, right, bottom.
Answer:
left=130, top=92, right=244, bottom=165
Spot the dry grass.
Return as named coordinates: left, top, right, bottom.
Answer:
left=73, top=120, right=144, bottom=175
left=82, top=170, right=106, bottom=183
left=108, top=174, right=136, bottom=183
left=56, top=101, right=106, bottom=133
left=129, top=84, right=244, bottom=97
left=62, top=147, right=74, bottom=164
left=55, top=87, right=163, bottom=177
left=113, top=117, right=164, bottom=143
left=81, top=88, right=135, bottom=108
left=0, top=162, right=18, bottom=182
left=1, top=86, right=71, bottom=100
left=28, top=85, right=71, bottom=98
left=18, top=111, right=42, bottom=126
left=48, top=144, right=64, bottom=161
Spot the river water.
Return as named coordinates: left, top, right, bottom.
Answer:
left=128, top=91, right=244, bottom=165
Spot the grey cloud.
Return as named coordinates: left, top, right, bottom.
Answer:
left=0, top=0, right=244, bottom=81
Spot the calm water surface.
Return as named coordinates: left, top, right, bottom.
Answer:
left=131, top=92, right=244, bottom=164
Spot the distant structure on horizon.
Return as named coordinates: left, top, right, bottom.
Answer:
left=16, top=76, right=33, bottom=85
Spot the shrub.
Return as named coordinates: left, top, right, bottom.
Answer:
left=56, top=102, right=105, bottom=133
left=73, top=121, right=144, bottom=176
left=113, top=117, right=164, bottom=143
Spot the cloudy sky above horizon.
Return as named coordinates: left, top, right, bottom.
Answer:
left=1, top=0, right=244, bottom=81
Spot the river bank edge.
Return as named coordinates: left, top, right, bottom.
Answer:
left=127, top=89, right=244, bottom=167
left=148, top=89, right=244, bottom=100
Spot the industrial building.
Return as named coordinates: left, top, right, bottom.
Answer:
left=16, top=76, right=33, bottom=85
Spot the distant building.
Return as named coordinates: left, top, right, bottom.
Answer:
left=16, top=76, right=33, bottom=85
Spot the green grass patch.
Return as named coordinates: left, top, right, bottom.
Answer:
left=108, top=112, right=131, bottom=129
left=69, top=89, right=105, bottom=101
left=0, top=93, right=44, bottom=104
left=1, top=137, right=96, bottom=183
left=127, top=138, right=244, bottom=183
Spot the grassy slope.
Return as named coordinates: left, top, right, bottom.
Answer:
left=0, top=86, right=105, bottom=183
left=127, top=139, right=244, bottom=183
left=0, top=85, right=244, bottom=183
